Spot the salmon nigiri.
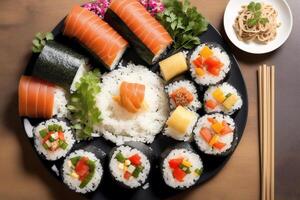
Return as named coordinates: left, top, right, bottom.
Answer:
left=19, top=76, right=55, bottom=118
left=105, top=0, right=173, bottom=64
left=113, top=81, right=145, bottom=113
left=64, top=5, right=128, bottom=70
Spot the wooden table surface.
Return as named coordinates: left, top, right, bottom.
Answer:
left=0, top=0, right=298, bottom=199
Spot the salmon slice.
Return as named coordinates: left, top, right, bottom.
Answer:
left=114, top=81, right=145, bottom=113
left=18, top=76, right=55, bottom=118
left=109, top=0, right=173, bottom=55
left=64, top=5, right=128, bottom=68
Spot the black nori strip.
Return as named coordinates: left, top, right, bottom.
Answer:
left=33, top=41, right=87, bottom=89
left=104, top=9, right=155, bottom=65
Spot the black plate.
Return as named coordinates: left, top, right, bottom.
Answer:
left=22, top=19, right=248, bottom=200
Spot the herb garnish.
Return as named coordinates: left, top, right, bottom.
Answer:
left=67, top=70, right=102, bottom=140
left=32, top=32, right=54, bottom=53
left=246, top=2, right=269, bottom=27
left=156, top=0, right=208, bottom=51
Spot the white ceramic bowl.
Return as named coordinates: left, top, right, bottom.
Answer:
left=223, top=0, right=293, bottom=54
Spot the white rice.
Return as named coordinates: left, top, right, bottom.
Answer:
left=165, top=80, right=201, bottom=111
left=204, top=82, right=243, bottom=115
left=163, top=109, right=198, bottom=141
left=53, top=87, right=68, bottom=118
left=70, top=63, right=89, bottom=92
left=109, top=46, right=127, bottom=70
left=193, top=114, right=236, bottom=155
left=162, top=149, right=203, bottom=189
left=190, top=43, right=231, bottom=86
left=33, top=119, right=75, bottom=161
left=109, top=146, right=150, bottom=188
left=94, top=63, right=169, bottom=145
left=62, top=150, right=103, bottom=194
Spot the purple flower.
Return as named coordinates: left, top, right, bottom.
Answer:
left=139, top=0, right=165, bottom=16
left=83, top=0, right=110, bottom=18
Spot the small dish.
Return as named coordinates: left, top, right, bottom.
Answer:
left=223, top=0, right=293, bottom=54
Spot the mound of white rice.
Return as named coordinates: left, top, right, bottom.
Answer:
left=190, top=43, right=231, bottom=86
left=162, top=148, right=203, bottom=189
left=109, top=146, right=150, bottom=188
left=165, top=80, right=201, bottom=111
left=204, top=82, right=243, bottom=115
left=193, top=114, right=236, bottom=155
left=33, top=118, right=75, bottom=161
left=94, top=64, right=169, bottom=145
left=53, top=87, right=68, bottom=118
left=62, top=150, right=103, bottom=194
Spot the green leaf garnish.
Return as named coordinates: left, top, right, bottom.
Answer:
left=156, top=0, right=208, bottom=51
left=246, top=2, right=269, bottom=27
left=67, top=69, right=102, bottom=140
left=32, top=32, right=54, bottom=53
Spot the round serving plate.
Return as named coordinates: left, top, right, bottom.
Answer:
left=224, top=0, right=293, bottom=54
left=21, top=18, right=248, bottom=200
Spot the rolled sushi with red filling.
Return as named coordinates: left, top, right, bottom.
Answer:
left=63, top=5, right=128, bottom=70
left=33, top=118, right=75, bottom=161
left=105, top=0, right=173, bottom=64
left=161, top=143, right=203, bottom=189
left=204, top=82, right=243, bottom=115
left=62, top=150, right=103, bottom=193
left=165, top=80, right=201, bottom=111
left=190, top=43, right=231, bottom=86
left=193, top=113, right=237, bottom=156
left=109, top=142, right=152, bottom=189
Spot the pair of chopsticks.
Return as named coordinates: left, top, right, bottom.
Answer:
left=258, top=65, right=275, bottom=200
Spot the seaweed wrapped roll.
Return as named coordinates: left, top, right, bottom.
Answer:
left=33, top=118, right=75, bottom=160
left=161, top=144, right=203, bottom=189
left=109, top=142, right=152, bottom=189
left=62, top=150, right=103, bottom=193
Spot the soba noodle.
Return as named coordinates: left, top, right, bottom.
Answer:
left=234, top=3, right=280, bottom=43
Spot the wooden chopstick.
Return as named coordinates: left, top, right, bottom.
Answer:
left=258, top=65, right=275, bottom=200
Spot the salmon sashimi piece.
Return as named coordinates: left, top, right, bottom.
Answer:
left=64, top=5, right=128, bottom=68
left=109, top=0, right=173, bottom=55
left=18, top=76, right=55, bottom=118
left=113, top=81, right=145, bottom=113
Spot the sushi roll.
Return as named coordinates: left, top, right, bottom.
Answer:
left=33, top=118, right=75, bottom=161
left=105, top=0, right=173, bottom=64
left=32, top=41, right=89, bottom=91
left=64, top=5, right=128, bottom=70
left=18, top=76, right=68, bottom=119
left=62, top=149, right=103, bottom=193
left=159, top=52, right=188, bottom=81
left=164, top=106, right=198, bottom=141
left=190, top=43, right=231, bottom=86
left=161, top=143, right=203, bottom=189
left=165, top=80, right=201, bottom=111
left=109, top=142, right=152, bottom=189
left=204, top=82, right=243, bottom=115
left=193, top=114, right=237, bottom=156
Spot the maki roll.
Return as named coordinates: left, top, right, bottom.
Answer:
left=165, top=80, right=201, bottom=111
left=204, top=82, right=243, bottom=115
left=18, top=76, right=68, bottom=119
left=62, top=150, right=103, bottom=193
left=33, top=118, right=75, bottom=161
left=33, top=119, right=75, bottom=161
left=64, top=5, right=128, bottom=70
left=190, top=43, right=231, bottom=86
left=164, top=106, right=198, bottom=141
left=193, top=114, right=237, bottom=156
left=161, top=143, right=203, bottom=189
left=109, top=142, right=152, bottom=189
left=32, top=41, right=88, bottom=91
left=105, top=0, right=173, bottom=64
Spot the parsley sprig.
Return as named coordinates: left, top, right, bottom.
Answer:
left=67, top=69, right=102, bottom=140
left=156, top=0, right=208, bottom=51
left=246, top=2, right=269, bottom=27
